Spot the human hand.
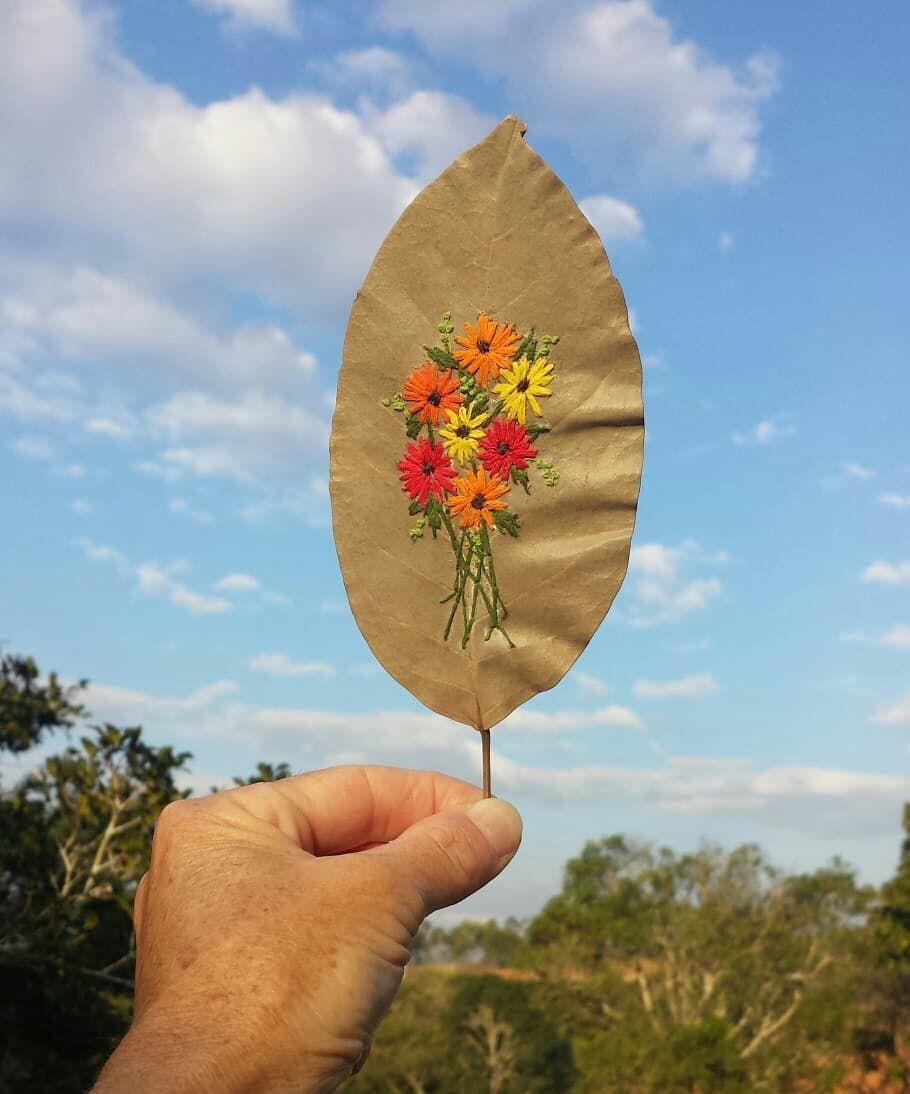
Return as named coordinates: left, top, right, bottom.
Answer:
left=92, top=765, right=522, bottom=1093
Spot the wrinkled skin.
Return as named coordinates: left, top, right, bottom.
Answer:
left=93, top=765, right=522, bottom=1093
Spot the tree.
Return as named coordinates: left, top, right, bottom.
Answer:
left=866, top=803, right=910, bottom=1063
left=524, top=836, right=870, bottom=1091
left=0, top=654, right=190, bottom=1093
left=0, top=653, right=83, bottom=753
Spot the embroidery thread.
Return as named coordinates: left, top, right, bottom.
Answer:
left=385, top=312, right=560, bottom=648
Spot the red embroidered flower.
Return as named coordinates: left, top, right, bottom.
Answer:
left=397, top=438, right=458, bottom=507
left=478, top=418, right=537, bottom=479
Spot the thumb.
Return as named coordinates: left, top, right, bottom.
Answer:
left=380, top=797, right=523, bottom=916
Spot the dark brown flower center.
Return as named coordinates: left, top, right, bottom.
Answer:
left=471, top=492, right=487, bottom=510
left=476, top=339, right=490, bottom=353
left=427, top=390, right=442, bottom=406
left=422, top=462, right=435, bottom=476
left=496, top=440, right=511, bottom=455
left=516, top=378, right=530, bottom=393
left=456, top=425, right=470, bottom=438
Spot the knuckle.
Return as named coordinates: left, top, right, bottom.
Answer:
left=429, top=816, right=486, bottom=882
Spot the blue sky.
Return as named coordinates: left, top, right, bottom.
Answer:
left=1, top=0, right=909, bottom=920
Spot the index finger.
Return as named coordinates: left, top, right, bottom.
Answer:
left=215, top=764, right=485, bottom=855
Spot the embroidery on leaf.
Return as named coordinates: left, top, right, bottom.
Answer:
left=386, top=311, right=560, bottom=649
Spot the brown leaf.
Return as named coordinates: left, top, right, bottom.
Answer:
left=330, top=116, right=644, bottom=731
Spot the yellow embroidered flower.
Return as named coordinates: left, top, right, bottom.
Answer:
left=492, top=356, right=554, bottom=425
left=438, top=405, right=487, bottom=466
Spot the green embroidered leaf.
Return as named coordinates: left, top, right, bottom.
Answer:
left=493, top=510, right=520, bottom=537
left=510, top=467, right=531, bottom=494
left=331, top=116, right=644, bottom=733
left=408, top=500, right=422, bottom=516
left=405, top=414, right=422, bottom=438
left=424, top=345, right=461, bottom=371
left=514, top=329, right=537, bottom=362
left=425, top=497, right=443, bottom=531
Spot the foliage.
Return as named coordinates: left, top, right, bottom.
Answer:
left=0, top=653, right=84, bottom=753
left=0, top=654, right=189, bottom=1092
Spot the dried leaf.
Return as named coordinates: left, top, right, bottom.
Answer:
left=330, top=116, right=644, bottom=731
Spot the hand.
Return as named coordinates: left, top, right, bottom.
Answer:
left=92, top=765, right=522, bottom=1093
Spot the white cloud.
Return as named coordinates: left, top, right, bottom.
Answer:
left=0, top=264, right=319, bottom=394
left=148, top=389, right=329, bottom=485
left=863, top=560, right=910, bottom=586
left=500, top=706, right=644, bottom=732
left=191, top=0, right=298, bottom=36
left=732, top=417, right=795, bottom=445
left=85, top=679, right=239, bottom=725
left=10, top=435, right=55, bottom=460
left=366, top=90, right=496, bottom=180
left=0, top=2, right=415, bottom=320
left=718, top=230, right=733, bottom=250
left=842, top=462, right=875, bottom=480
left=842, top=625, right=910, bottom=652
left=134, top=460, right=184, bottom=483
left=625, top=540, right=724, bottom=627
left=239, top=476, right=330, bottom=527
left=493, top=755, right=910, bottom=837
left=580, top=194, right=644, bottom=242
left=85, top=415, right=134, bottom=440
left=73, top=536, right=233, bottom=616
left=376, top=0, right=779, bottom=184
left=879, top=493, right=910, bottom=510
left=136, top=562, right=233, bottom=615
left=249, top=652, right=337, bottom=677
left=314, top=48, right=413, bottom=98
left=634, top=673, right=720, bottom=699
left=169, top=497, right=215, bottom=526
left=873, top=691, right=910, bottom=727
left=70, top=498, right=93, bottom=515
left=215, top=572, right=261, bottom=593
left=56, top=462, right=86, bottom=478
left=820, top=461, right=877, bottom=490
left=574, top=672, right=609, bottom=698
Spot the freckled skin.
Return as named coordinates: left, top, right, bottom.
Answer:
left=92, top=765, right=522, bottom=1094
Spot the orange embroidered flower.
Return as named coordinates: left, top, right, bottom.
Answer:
left=447, top=467, right=510, bottom=531
left=453, top=313, right=521, bottom=387
left=402, top=361, right=464, bottom=424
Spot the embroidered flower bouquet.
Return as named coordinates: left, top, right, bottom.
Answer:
left=384, top=312, right=560, bottom=648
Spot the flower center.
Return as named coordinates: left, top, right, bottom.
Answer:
left=496, top=440, right=511, bottom=455
left=421, top=462, right=435, bottom=476
left=476, top=339, right=490, bottom=353
left=427, top=390, right=442, bottom=406
left=470, top=492, right=487, bottom=510
left=456, top=425, right=470, bottom=438
left=516, top=378, right=530, bottom=393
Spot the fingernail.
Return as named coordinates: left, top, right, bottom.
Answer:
left=466, top=798, right=523, bottom=861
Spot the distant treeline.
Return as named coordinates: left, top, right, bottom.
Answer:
left=1, top=652, right=908, bottom=1093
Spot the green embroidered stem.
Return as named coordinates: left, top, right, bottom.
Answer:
left=441, top=508, right=460, bottom=553
left=480, top=525, right=514, bottom=647
left=443, top=531, right=470, bottom=641
left=462, top=550, right=483, bottom=649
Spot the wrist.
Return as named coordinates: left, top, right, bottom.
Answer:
left=93, top=1005, right=330, bottom=1094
